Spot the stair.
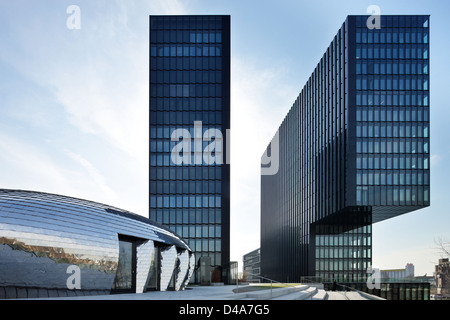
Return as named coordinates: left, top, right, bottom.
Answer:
left=229, top=284, right=328, bottom=300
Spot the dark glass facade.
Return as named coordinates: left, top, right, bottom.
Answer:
left=260, top=15, right=430, bottom=284
left=149, top=15, right=230, bottom=283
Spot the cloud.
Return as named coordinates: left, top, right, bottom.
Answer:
left=430, top=154, right=441, bottom=167
left=64, top=149, right=116, bottom=201
left=0, top=133, right=77, bottom=196
left=229, top=56, right=298, bottom=262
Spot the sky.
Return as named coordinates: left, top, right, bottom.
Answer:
left=0, top=0, right=449, bottom=277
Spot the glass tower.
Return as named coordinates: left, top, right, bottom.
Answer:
left=149, top=15, right=231, bottom=284
left=260, top=15, right=430, bottom=283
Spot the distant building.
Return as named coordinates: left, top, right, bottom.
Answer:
left=381, top=263, right=415, bottom=280
left=414, top=275, right=434, bottom=286
left=243, top=249, right=261, bottom=283
left=434, top=258, right=450, bottom=296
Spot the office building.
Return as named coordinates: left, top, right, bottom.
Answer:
left=261, top=15, right=430, bottom=283
left=149, top=15, right=231, bottom=283
left=381, top=263, right=415, bottom=280
left=243, top=248, right=261, bottom=283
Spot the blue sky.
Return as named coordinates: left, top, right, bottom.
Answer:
left=0, top=0, right=449, bottom=276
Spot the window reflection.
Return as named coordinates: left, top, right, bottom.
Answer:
left=113, top=240, right=134, bottom=290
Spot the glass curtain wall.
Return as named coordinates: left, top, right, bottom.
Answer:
left=149, top=16, right=230, bottom=283
left=354, top=15, right=430, bottom=221
left=313, top=207, right=372, bottom=282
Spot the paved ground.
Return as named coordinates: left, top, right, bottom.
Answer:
left=32, top=285, right=240, bottom=300
left=325, top=291, right=369, bottom=300
left=24, top=285, right=377, bottom=300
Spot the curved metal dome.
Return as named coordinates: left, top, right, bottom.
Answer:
left=0, top=189, right=195, bottom=299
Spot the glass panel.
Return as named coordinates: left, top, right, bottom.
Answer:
left=113, top=240, right=134, bottom=290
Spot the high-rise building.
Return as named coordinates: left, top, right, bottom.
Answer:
left=261, top=15, right=430, bottom=283
left=149, top=15, right=231, bottom=283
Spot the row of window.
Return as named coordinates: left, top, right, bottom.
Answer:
left=316, top=247, right=371, bottom=259
left=151, top=98, right=223, bottom=112
left=356, top=186, right=430, bottom=205
left=356, top=108, right=429, bottom=122
left=314, top=222, right=372, bottom=235
left=172, top=225, right=222, bottom=239
left=151, top=30, right=223, bottom=43
left=150, top=195, right=222, bottom=208
left=356, top=92, right=429, bottom=107
left=151, top=70, right=223, bottom=84
left=316, top=234, right=371, bottom=246
left=356, top=171, right=429, bottom=186
left=356, top=76, right=428, bottom=91
left=150, top=84, right=223, bottom=98
left=185, top=238, right=221, bottom=253
left=150, top=111, right=223, bottom=126
left=150, top=180, right=222, bottom=195
left=356, top=141, right=430, bottom=159
left=151, top=44, right=223, bottom=57
left=150, top=166, right=222, bottom=180
left=356, top=30, right=428, bottom=44
left=355, top=15, right=429, bottom=28
left=191, top=252, right=222, bottom=267
left=356, top=61, right=429, bottom=75
left=357, top=155, right=430, bottom=171
left=151, top=140, right=223, bottom=153
left=356, top=124, right=429, bottom=139
left=151, top=153, right=224, bottom=167
left=150, top=57, right=224, bottom=71
left=151, top=14, right=224, bottom=29
left=356, top=44, right=428, bottom=60
left=150, top=208, right=222, bottom=224
left=150, top=125, right=225, bottom=139
left=315, top=272, right=368, bottom=282
left=315, top=259, right=372, bottom=273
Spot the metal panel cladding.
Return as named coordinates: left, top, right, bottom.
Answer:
left=0, top=189, right=193, bottom=298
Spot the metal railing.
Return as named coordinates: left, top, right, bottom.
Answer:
left=301, top=275, right=385, bottom=300
left=238, top=272, right=304, bottom=299
left=238, top=273, right=379, bottom=300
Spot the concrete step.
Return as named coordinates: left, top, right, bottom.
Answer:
left=272, top=286, right=317, bottom=300
left=230, top=285, right=310, bottom=300
left=311, top=289, right=328, bottom=300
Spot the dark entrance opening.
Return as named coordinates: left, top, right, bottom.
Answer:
left=111, top=234, right=140, bottom=293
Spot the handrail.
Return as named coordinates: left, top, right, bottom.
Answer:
left=300, top=275, right=375, bottom=299
left=239, top=272, right=304, bottom=298
left=241, top=273, right=376, bottom=299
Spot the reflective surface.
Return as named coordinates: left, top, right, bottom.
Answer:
left=113, top=240, right=134, bottom=290
left=0, top=189, right=193, bottom=299
left=260, top=15, right=430, bottom=283
left=159, top=245, right=177, bottom=291
left=149, top=15, right=231, bottom=283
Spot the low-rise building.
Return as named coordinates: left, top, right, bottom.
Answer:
left=381, top=263, right=415, bottom=281
left=243, top=248, right=260, bottom=283
left=434, top=258, right=450, bottom=297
